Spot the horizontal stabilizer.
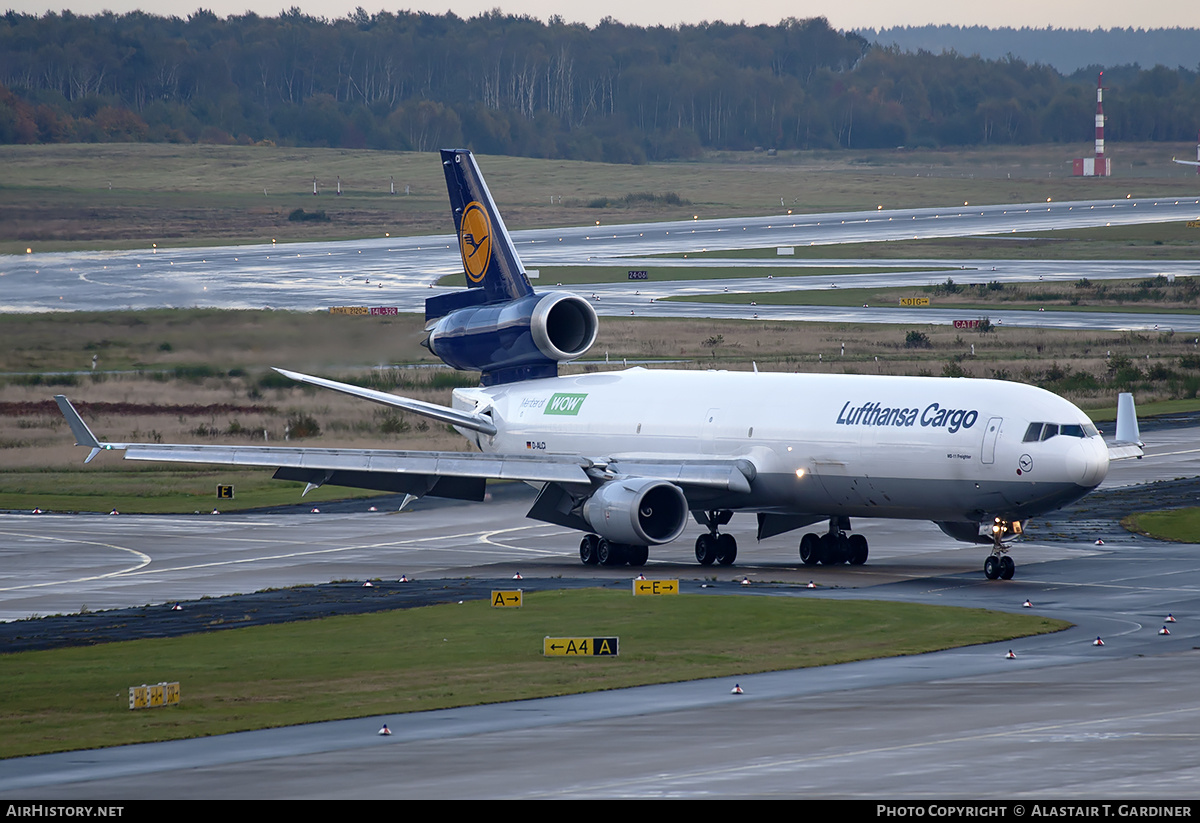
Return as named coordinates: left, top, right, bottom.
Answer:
left=425, top=286, right=491, bottom=323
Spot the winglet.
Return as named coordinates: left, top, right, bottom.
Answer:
left=1107, top=392, right=1144, bottom=460
left=1115, top=392, right=1142, bottom=447
left=54, top=395, right=105, bottom=463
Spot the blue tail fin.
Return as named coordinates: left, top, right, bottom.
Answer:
left=440, top=148, right=533, bottom=304
left=425, top=150, right=598, bottom=385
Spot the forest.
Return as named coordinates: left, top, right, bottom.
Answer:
left=2, top=10, right=1199, bottom=162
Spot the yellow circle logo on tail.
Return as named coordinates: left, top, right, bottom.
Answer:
left=459, top=202, right=492, bottom=283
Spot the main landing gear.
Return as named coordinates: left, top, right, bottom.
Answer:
left=579, top=534, right=648, bottom=567
left=982, top=517, right=1020, bottom=580
left=798, top=518, right=868, bottom=566
left=694, top=510, right=737, bottom=566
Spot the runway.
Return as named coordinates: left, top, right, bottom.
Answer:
left=2, top=195, right=1199, bottom=335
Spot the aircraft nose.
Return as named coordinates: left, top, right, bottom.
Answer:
left=1066, top=438, right=1109, bottom=487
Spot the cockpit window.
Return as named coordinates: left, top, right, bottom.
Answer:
left=1024, top=421, right=1099, bottom=442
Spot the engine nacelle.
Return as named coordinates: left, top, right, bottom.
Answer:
left=582, top=478, right=689, bottom=546
left=426, top=291, right=598, bottom=385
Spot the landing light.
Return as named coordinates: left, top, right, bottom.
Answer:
left=794, top=469, right=806, bottom=479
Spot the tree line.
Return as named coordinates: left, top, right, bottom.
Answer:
left=1, top=10, right=1198, bottom=162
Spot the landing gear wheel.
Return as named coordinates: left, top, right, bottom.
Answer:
left=598, top=539, right=625, bottom=566
left=819, top=533, right=844, bottom=565
left=984, top=555, right=1001, bottom=580
left=715, top=534, right=738, bottom=566
left=848, top=534, right=869, bottom=565
left=799, top=533, right=820, bottom=566
left=999, top=555, right=1015, bottom=580
left=628, top=545, right=649, bottom=567
left=580, top=534, right=600, bottom=566
left=695, top=534, right=717, bottom=566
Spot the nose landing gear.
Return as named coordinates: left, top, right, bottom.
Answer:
left=983, top=518, right=1022, bottom=580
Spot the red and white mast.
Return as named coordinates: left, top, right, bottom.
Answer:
left=1094, top=72, right=1107, bottom=176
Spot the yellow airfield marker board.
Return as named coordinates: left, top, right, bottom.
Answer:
left=491, top=590, right=523, bottom=608
left=129, top=682, right=180, bottom=710
left=543, top=637, right=619, bottom=656
left=632, top=579, right=678, bottom=596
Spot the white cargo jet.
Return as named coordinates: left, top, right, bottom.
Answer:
left=56, top=149, right=1144, bottom=580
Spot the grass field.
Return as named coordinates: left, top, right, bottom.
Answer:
left=0, top=589, right=1068, bottom=758
left=663, top=276, right=1200, bottom=313
left=4, top=141, right=1200, bottom=254
left=1122, top=508, right=1200, bottom=542
left=656, top=221, right=1200, bottom=262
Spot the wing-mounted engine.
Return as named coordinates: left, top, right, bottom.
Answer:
left=425, top=291, right=598, bottom=386
left=582, top=478, right=689, bottom=546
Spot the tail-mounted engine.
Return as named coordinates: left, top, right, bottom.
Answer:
left=425, top=148, right=599, bottom=386
left=425, top=291, right=597, bottom=386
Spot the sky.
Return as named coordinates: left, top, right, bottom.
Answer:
left=4, top=0, right=1200, bottom=30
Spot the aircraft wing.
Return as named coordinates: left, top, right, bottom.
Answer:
left=1107, top=391, right=1144, bottom=461
left=1172, top=157, right=1200, bottom=167
left=272, top=368, right=497, bottom=435
left=1106, top=442, right=1144, bottom=460
left=599, top=458, right=755, bottom=495
left=54, top=395, right=755, bottom=502
left=56, top=394, right=588, bottom=500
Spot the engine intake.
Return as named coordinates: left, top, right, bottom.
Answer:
left=531, top=292, right=597, bottom=361
left=582, top=478, right=688, bottom=546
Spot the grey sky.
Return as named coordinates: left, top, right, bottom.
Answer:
left=4, top=0, right=1199, bottom=29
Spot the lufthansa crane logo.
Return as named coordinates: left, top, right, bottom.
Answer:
left=459, top=201, right=492, bottom=283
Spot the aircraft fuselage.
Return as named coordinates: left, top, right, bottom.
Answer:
left=455, top=367, right=1109, bottom=524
